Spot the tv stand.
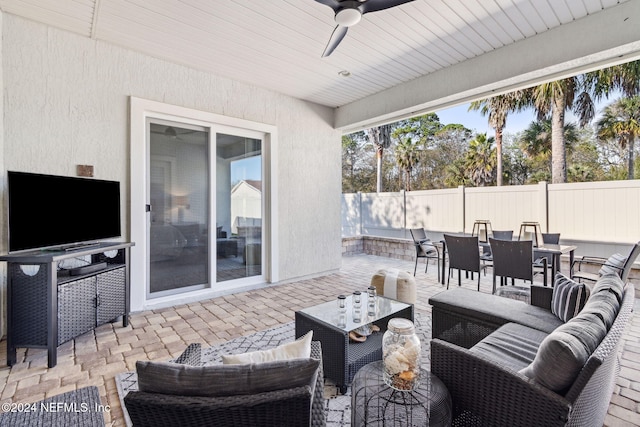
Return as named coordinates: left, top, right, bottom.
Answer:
left=68, top=261, right=108, bottom=276
left=0, top=241, right=134, bottom=368
left=63, top=242, right=101, bottom=252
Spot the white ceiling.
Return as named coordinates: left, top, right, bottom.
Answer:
left=1, top=0, right=639, bottom=131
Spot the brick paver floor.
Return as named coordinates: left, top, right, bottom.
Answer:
left=0, top=254, right=638, bottom=426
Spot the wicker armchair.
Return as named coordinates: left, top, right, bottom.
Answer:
left=124, top=341, right=326, bottom=427
left=431, top=284, right=635, bottom=426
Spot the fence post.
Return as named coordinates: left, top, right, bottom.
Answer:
left=401, top=190, right=407, bottom=239
left=357, top=191, right=363, bottom=236
left=538, top=181, right=548, bottom=232
left=459, top=185, right=466, bottom=234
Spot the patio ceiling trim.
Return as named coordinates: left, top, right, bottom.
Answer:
left=334, top=0, right=640, bottom=133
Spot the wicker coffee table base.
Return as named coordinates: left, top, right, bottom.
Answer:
left=352, top=361, right=452, bottom=427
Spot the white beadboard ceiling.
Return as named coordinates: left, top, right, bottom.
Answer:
left=1, top=0, right=639, bottom=130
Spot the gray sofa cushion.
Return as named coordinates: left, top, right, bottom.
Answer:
left=137, top=357, right=320, bottom=397
left=429, top=287, right=564, bottom=333
left=520, top=312, right=607, bottom=392
left=551, top=273, right=590, bottom=322
left=470, top=323, right=547, bottom=371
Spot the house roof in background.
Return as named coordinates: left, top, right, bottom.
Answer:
left=1, top=0, right=639, bottom=131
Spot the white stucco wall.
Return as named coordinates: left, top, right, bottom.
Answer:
left=0, top=12, right=5, bottom=335
left=2, top=14, right=342, bottom=294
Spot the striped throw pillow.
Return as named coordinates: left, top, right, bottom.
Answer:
left=552, top=273, right=590, bottom=322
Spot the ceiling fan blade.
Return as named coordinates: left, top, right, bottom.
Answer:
left=361, top=0, right=414, bottom=14
left=314, top=0, right=342, bottom=12
left=322, top=25, right=349, bottom=57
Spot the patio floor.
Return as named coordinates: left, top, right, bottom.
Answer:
left=0, top=253, right=638, bottom=426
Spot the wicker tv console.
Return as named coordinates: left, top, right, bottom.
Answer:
left=1, top=241, right=134, bottom=368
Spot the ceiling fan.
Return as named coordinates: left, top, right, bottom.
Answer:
left=316, top=0, right=415, bottom=57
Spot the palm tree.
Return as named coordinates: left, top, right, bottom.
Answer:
left=596, top=96, right=640, bottom=180
left=526, top=61, right=640, bottom=184
left=519, top=119, right=579, bottom=183
left=520, top=120, right=579, bottom=158
left=465, top=133, right=496, bottom=187
left=395, top=138, right=420, bottom=191
left=527, top=80, right=577, bottom=183
left=366, top=124, right=393, bottom=192
left=469, top=92, right=526, bottom=186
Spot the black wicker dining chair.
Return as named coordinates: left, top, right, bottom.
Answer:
left=409, top=228, right=441, bottom=281
left=481, top=230, right=514, bottom=260
left=489, top=238, right=547, bottom=294
left=444, top=234, right=488, bottom=291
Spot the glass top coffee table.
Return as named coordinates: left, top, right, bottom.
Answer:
left=295, top=295, right=413, bottom=393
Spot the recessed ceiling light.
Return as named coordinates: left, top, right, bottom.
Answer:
left=338, top=70, right=351, bottom=77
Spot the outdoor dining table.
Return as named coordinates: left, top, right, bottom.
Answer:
left=437, top=238, right=577, bottom=285
left=533, top=243, right=578, bottom=277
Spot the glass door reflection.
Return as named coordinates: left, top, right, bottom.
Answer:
left=148, top=122, right=209, bottom=297
left=216, top=133, right=262, bottom=282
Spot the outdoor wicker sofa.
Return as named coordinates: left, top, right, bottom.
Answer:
left=124, top=341, right=326, bottom=427
left=429, top=274, right=634, bottom=427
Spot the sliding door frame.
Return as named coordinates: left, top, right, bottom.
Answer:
left=130, top=97, right=278, bottom=311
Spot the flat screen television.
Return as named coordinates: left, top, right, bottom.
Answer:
left=7, top=171, right=121, bottom=252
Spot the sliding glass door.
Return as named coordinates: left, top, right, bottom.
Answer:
left=145, top=120, right=264, bottom=298
left=148, top=121, right=210, bottom=296
left=131, top=98, right=275, bottom=310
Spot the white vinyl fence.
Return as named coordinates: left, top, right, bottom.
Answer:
left=342, top=180, right=640, bottom=258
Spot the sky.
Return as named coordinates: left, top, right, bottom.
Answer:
left=434, top=103, right=534, bottom=136
left=434, top=92, right=621, bottom=138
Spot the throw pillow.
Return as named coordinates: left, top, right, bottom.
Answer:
left=172, top=343, right=201, bottom=366
left=579, top=289, right=620, bottom=330
left=221, top=331, right=313, bottom=364
left=520, top=312, right=607, bottom=392
left=591, top=273, right=625, bottom=304
left=598, top=253, right=626, bottom=277
left=137, top=357, right=320, bottom=397
left=551, top=273, right=590, bottom=322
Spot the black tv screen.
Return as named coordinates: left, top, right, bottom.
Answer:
left=8, top=171, right=121, bottom=252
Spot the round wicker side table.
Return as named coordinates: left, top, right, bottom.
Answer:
left=351, top=360, right=452, bottom=427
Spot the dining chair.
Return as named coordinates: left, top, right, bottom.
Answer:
left=480, top=230, right=513, bottom=262
left=444, top=234, right=488, bottom=291
left=409, top=228, right=441, bottom=280
left=572, top=241, right=640, bottom=284
left=489, top=238, right=547, bottom=294
left=492, top=230, right=514, bottom=241
left=533, top=233, right=561, bottom=284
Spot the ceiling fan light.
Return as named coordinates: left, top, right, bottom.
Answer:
left=164, top=126, right=177, bottom=138
left=335, top=8, right=361, bottom=27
